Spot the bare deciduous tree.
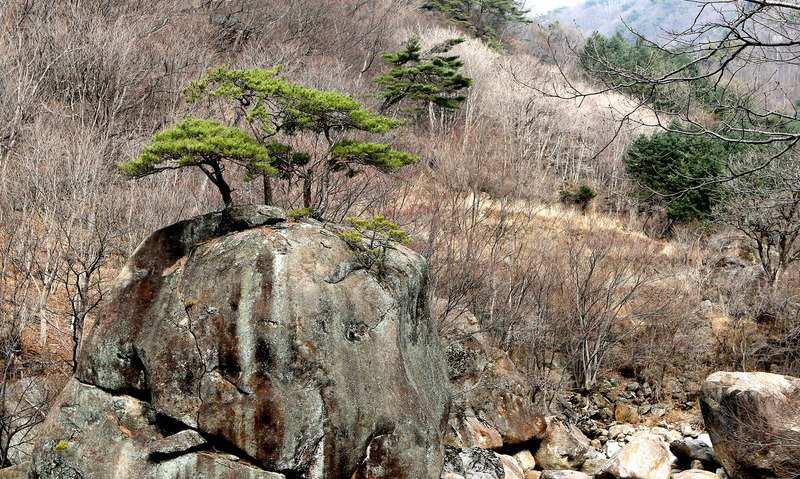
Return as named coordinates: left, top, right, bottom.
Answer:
left=557, top=234, right=662, bottom=391
left=715, top=153, right=800, bottom=287
left=0, top=224, right=54, bottom=466
left=535, top=0, right=800, bottom=179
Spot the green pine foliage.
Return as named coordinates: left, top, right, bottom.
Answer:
left=330, top=140, right=418, bottom=174
left=624, top=126, right=731, bottom=222
left=184, top=66, right=401, bottom=135
left=560, top=184, right=597, bottom=213
left=422, top=0, right=530, bottom=44
left=118, top=118, right=273, bottom=208
left=374, top=37, right=472, bottom=114
left=184, top=66, right=418, bottom=217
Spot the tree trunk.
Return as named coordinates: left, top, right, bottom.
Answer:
left=262, top=175, right=273, bottom=206
left=207, top=161, right=233, bottom=208
left=220, top=184, right=233, bottom=209
left=315, top=166, right=332, bottom=219
left=302, top=173, right=313, bottom=209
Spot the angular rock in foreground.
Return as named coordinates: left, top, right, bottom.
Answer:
left=541, top=471, right=591, bottom=479
left=700, top=371, right=800, bottom=479
left=671, top=470, right=720, bottom=479
left=442, top=307, right=544, bottom=448
left=29, top=206, right=450, bottom=479
left=534, top=417, right=591, bottom=470
left=598, top=435, right=676, bottom=479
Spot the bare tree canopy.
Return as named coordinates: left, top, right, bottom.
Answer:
left=534, top=0, right=800, bottom=179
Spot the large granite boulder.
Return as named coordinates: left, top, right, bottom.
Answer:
left=700, top=371, right=800, bottom=479
left=28, top=206, right=450, bottom=479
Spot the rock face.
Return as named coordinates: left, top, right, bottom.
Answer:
left=443, top=308, right=543, bottom=448
left=700, top=371, right=800, bottom=479
left=28, top=206, right=450, bottom=479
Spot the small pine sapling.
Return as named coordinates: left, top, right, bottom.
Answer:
left=560, top=184, right=597, bottom=214
left=340, top=215, right=409, bottom=275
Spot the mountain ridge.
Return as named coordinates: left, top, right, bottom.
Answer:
left=547, top=0, right=716, bottom=39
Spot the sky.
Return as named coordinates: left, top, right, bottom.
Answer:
left=524, top=0, right=586, bottom=15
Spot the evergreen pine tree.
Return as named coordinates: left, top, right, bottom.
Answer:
left=374, top=36, right=472, bottom=114
left=184, top=66, right=417, bottom=217
left=118, top=118, right=273, bottom=208
left=624, top=126, right=729, bottom=222
left=422, top=0, right=530, bottom=44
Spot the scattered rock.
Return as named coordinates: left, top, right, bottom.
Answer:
left=609, top=424, right=635, bottom=440
left=513, top=450, right=536, bottom=471
left=650, top=406, right=668, bottom=418
left=459, top=448, right=504, bottom=479
left=598, top=435, right=676, bottom=479
left=498, top=453, right=525, bottom=479
left=680, top=424, right=700, bottom=438
left=447, top=416, right=503, bottom=449
left=541, top=471, right=592, bottom=479
left=534, top=417, right=591, bottom=469
left=670, top=435, right=718, bottom=468
left=615, top=404, right=641, bottom=424
left=592, top=393, right=613, bottom=410
left=700, top=371, right=800, bottom=479
left=649, top=427, right=681, bottom=445
left=605, top=441, right=623, bottom=457
left=581, top=449, right=609, bottom=475
left=671, top=470, right=720, bottom=479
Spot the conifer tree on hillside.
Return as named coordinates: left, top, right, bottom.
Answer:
left=624, top=126, right=729, bottom=222
left=375, top=37, right=472, bottom=116
left=580, top=32, right=715, bottom=112
left=543, top=0, right=800, bottom=182
left=422, top=0, right=530, bottom=44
